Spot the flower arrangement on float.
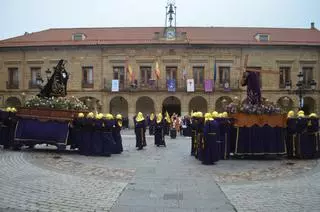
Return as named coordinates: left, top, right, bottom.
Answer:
left=225, top=100, right=282, bottom=115
left=25, top=96, right=88, bottom=111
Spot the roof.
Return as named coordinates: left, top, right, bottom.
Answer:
left=1, top=26, right=320, bottom=48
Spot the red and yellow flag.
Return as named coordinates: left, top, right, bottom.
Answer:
left=126, top=58, right=134, bottom=83
left=155, top=62, right=160, bottom=80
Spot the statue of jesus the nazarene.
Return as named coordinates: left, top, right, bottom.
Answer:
left=241, top=71, right=261, bottom=105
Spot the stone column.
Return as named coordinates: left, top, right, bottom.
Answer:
left=207, top=93, right=215, bottom=112
left=102, top=94, right=109, bottom=114
left=127, top=94, right=136, bottom=129
left=179, top=94, right=188, bottom=116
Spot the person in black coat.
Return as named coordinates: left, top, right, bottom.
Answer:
left=190, top=112, right=198, bottom=156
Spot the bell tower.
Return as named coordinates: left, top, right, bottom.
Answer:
left=164, top=0, right=177, bottom=40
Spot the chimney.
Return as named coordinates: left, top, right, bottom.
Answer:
left=311, top=22, right=315, bottom=29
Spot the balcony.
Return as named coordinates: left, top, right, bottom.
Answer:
left=82, top=80, right=94, bottom=89
left=102, top=79, right=221, bottom=92
left=6, top=81, right=19, bottom=89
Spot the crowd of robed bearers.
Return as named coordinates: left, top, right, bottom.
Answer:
left=71, top=110, right=232, bottom=165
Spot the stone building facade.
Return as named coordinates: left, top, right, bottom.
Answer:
left=0, top=26, right=320, bottom=127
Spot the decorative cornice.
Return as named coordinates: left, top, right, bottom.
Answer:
left=4, top=60, right=21, bottom=65
left=27, top=60, right=44, bottom=64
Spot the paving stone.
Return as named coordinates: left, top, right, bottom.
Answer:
left=1, top=130, right=319, bottom=212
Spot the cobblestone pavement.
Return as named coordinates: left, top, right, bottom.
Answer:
left=219, top=161, right=320, bottom=212
left=0, top=150, right=127, bottom=212
left=0, top=129, right=319, bottom=212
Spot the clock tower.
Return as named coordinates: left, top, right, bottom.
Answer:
left=164, top=1, right=177, bottom=40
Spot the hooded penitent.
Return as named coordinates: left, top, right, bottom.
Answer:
left=116, top=114, right=122, bottom=127
left=150, top=113, right=155, bottom=121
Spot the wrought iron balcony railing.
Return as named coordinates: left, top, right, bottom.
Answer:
left=6, top=81, right=19, bottom=89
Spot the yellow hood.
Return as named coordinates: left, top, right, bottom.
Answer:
left=156, top=113, right=163, bottom=123
left=136, top=112, right=145, bottom=122
left=116, top=114, right=122, bottom=119
left=287, top=110, right=295, bottom=118
left=87, top=112, right=94, bottom=118
left=105, top=113, right=114, bottom=120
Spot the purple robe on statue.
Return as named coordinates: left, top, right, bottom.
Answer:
left=242, top=71, right=261, bottom=105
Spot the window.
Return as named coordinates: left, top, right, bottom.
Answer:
left=72, top=33, right=85, bottom=41
left=279, top=67, right=291, bottom=88
left=113, top=66, right=125, bottom=89
left=192, top=66, right=204, bottom=88
left=256, top=34, right=270, bottom=42
left=140, top=66, right=152, bottom=87
left=82, top=66, right=93, bottom=88
left=219, top=66, right=230, bottom=88
left=302, top=67, right=313, bottom=88
left=7, top=67, right=19, bottom=89
left=30, top=67, right=41, bottom=88
left=166, top=66, right=177, bottom=87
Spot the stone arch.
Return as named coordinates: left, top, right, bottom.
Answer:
left=110, top=96, right=128, bottom=117
left=79, top=96, right=101, bottom=112
left=5, top=97, right=21, bottom=108
left=162, top=96, right=181, bottom=116
left=189, top=96, right=208, bottom=113
left=136, top=96, right=155, bottom=116
left=215, top=96, right=233, bottom=113
left=277, top=96, right=294, bottom=113
left=302, top=96, right=316, bottom=115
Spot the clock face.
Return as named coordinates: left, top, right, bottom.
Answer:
left=166, top=28, right=176, bottom=39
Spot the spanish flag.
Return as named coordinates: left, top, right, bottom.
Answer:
left=155, top=62, right=160, bottom=80
left=127, top=64, right=134, bottom=82
left=126, top=58, right=134, bottom=83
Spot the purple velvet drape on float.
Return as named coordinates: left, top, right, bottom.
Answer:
left=14, top=118, right=69, bottom=144
left=233, top=126, right=286, bottom=155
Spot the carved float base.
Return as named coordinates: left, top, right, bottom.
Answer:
left=16, top=107, right=86, bottom=121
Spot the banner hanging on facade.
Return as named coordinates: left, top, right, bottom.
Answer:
left=204, top=79, right=213, bottom=92
left=167, top=79, right=176, bottom=92
left=187, top=79, right=195, bottom=92
left=111, top=79, right=119, bottom=92
left=223, top=80, right=231, bottom=92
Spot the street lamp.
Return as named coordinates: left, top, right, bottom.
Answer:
left=285, top=71, right=317, bottom=110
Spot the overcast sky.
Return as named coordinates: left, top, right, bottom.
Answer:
left=1, top=0, right=319, bottom=40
